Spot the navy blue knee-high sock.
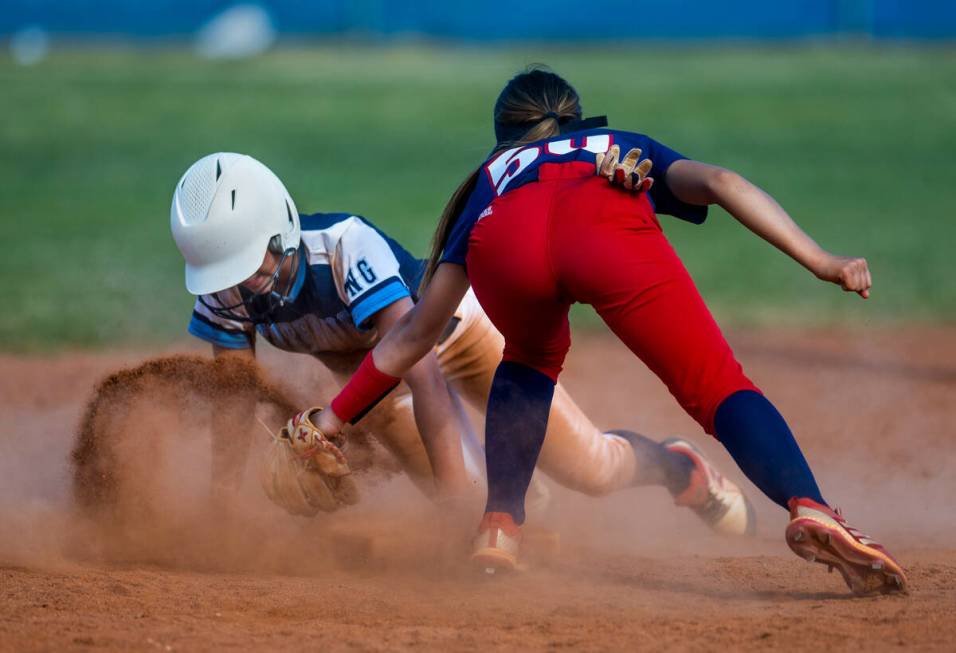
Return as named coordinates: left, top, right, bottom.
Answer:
left=714, top=390, right=825, bottom=509
left=484, top=361, right=555, bottom=524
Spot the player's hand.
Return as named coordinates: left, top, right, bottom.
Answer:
left=259, top=407, right=358, bottom=516
left=314, top=404, right=345, bottom=436
left=814, top=253, right=872, bottom=299
left=595, top=145, right=654, bottom=193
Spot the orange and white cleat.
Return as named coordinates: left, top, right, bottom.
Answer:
left=786, top=497, right=908, bottom=596
left=471, top=512, right=522, bottom=575
left=663, top=438, right=757, bottom=536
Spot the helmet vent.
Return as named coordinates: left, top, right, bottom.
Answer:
left=286, top=201, right=294, bottom=225
left=231, top=189, right=236, bottom=210
left=216, top=159, right=222, bottom=180
left=176, top=155, right=222, bottom=225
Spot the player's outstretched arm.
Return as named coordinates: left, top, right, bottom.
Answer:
left=314, top=263, right=470, bottom=435
left=665, top=159, right=872, bottom=299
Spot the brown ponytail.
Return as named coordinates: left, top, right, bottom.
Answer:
left=420, top=66, right=582, bottom=290
left=420, top=167, right=481, bottom=289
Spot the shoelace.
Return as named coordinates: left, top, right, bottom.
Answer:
left=696, top=493, right=732, bottom=522
left=833, top=507, right=879, bottom=547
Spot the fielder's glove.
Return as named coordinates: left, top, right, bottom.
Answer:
left=259, top=407, right=359, bottom=516
left=595, top=145, right=654, bottom=193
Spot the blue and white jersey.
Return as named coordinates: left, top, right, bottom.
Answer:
left=442, top=128, right=708, bottom=266
left=188, top=212, right=424, bottom=354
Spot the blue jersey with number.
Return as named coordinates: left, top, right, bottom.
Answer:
left=188, top=212, right=424, bottom=353
left=441, top=128, right=708, bottom=266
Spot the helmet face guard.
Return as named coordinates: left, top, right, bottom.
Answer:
left=199, top=245, right=300, bottom=324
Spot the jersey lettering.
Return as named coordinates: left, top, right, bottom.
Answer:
left=344, top=269, right=362, bottom=297
left=485, top=146, right=540, bottom=195
left=356, top=259, right=377, bottom=284
left=484, top=136, right=613, bottom=197
left=545, top=134, right=612, bottom=155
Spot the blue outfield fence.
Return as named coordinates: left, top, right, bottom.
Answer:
left=2, top=0, right=956, bottom=41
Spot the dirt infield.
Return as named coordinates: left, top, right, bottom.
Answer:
left=1, top=328, right=955, bottom=651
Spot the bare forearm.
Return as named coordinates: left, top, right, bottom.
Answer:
left=711, top=171, right=826, bottom=273
left=665, top=159, right=872, bottom=298
left=668, top=160, right=825, bottom=272
left=373, top=263, right=470, bottom=376
left=373, top=301, right=451, bottom=375
left=366, top=298, right=470, bottom=497
left=404, top=355, right=470, bottom=496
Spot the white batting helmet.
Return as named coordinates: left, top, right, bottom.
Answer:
left=170, top=152, right=300, bottom=295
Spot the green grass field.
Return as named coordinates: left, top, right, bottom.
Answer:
left=1, top=45, right=954, bottom=351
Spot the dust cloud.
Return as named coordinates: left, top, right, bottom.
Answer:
left=1, top=328, right=954, bottom=577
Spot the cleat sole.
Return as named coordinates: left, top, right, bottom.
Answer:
left=471, top=548, right=521, bottom=576
left=785, top=517, right=908, bottom=596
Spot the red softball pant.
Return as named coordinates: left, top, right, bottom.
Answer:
left=465, top=162, right=759, bottom=435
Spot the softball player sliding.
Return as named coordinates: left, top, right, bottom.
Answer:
left=170, top=152, right=756, bottom=536
left=312, top=68, right=907, bottom=595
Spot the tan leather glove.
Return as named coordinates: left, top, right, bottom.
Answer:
left=595, top=145, right=654, bottom=193
left=259, top=408, right=359, bottom=516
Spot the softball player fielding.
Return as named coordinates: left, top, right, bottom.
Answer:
left=311, top=68, right=907, bottom=595
left=170, top=152, right=756, bottom=537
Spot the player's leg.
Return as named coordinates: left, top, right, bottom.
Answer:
left=354, top=391, right=436, bottom=492
left=437, top=282, right=756, bottom=536
left=551, top=177, right=824, bottom=510
left=436, top=292, right=561, bottom=502
left=552, top=180, right=906, bottom=592
left=541, top=380, right=755, bottom=536
left=437, top=291, right=639, bottom=496
left=463, top=182, right=574, bottom=571
left=465, top=194, right=569, bottom=527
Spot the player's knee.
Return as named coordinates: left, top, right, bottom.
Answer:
left=501, top=358, right=562, bottom=383
left=543, top=466, right=617, bottom=497
left=574, top=479, right=617, bottom=497
left=501, top=345, right=567, bottom=382
left=692, top=380, right=762, bottom=436
left=662, top=356, right=759, bottom=435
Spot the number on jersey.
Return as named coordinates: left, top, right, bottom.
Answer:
left=484, top=135, right=612, bottom=195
